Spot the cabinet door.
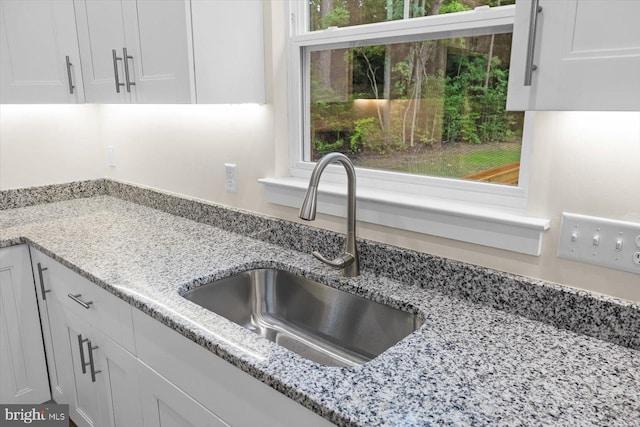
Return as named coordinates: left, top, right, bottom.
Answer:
left=31, top=250, right=75, bottom=406
left=0, top=246, right=50, bottom=404
left=94, top=332, right=144, bottom=427
left=62, top=311, right=143, bottom=427
left=507, top=0, right=640, bottom=111
left=74, top=0, right=193, bottom=104
left=191, top=0, right=265, bottom=104
left=0, top=0, right=83, bottom=103
left=62, top=310, right=107, bottom=427
left=73, top=0, right=129, bottom=103
left=138, top=361, right=229, bottom=427
left=121, top=0, right=194, bottom=103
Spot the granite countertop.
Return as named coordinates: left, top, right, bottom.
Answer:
left=1, top=192, right=639, bottom=426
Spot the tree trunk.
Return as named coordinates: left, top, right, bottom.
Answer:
left=318, top=0, right=334, bottom=98
left=485, top=34, right=495, bottom=88
left=401, top=0, right=443, bottom=146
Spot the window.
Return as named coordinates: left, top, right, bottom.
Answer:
left=260, top=1, right=549, bottom=255
left=309, top=33, right=523, bottom=185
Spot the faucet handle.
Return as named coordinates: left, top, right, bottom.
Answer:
left=312, top=251, right=355, bottom=269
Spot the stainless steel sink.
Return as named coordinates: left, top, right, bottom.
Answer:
left=181, top=268, right=422, bottom=367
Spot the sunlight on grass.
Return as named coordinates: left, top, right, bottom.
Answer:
left=352, top=142, right=521, bottom=181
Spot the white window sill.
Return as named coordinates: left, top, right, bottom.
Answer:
left=259, top=177, right=550, bottom=256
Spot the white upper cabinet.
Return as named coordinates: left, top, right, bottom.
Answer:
left=191, top=0, right=265, bottom=104
left=507, top=0, right=640, bottom=111
left=0, top=0, right=84, bottom=103
left=74, top=0, right=194, bottom=104
left=1, top=0, right=265, bottom=104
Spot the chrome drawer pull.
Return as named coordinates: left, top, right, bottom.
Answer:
left=77, top=334, right=89, bottom=374
left=112, top=49, right=125, bottom=93
left=68, top=293, right=93, bottom=309
left=65, top=55, right=75, bottom=94
left=524, top=0, right=543, bottom=86
left=37, top=263, right=51, bottom=300
left=87, top=340, right=101, bottom=383
left=123, top=47, right=135, bottom=92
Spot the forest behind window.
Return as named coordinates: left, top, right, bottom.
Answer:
left=308, top=0, right=524, bottom=185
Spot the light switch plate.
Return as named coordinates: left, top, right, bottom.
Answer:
left=558, top=213, right=640, bottom=275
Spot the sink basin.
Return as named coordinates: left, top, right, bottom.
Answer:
left=181, top=269, right=422, bottom=367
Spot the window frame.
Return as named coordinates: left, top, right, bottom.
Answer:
left=289, top=3, right=532, bottom=211
left=262, top=1, right=549, bottom=255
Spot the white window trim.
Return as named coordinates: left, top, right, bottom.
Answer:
left=260, top=2, right=550, bottom=256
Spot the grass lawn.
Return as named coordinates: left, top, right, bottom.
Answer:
left=352, top=142, right=521, bottom=181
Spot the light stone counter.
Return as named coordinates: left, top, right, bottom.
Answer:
left=1, top=187, right=638, bottom=426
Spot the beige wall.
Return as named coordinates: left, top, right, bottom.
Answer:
left=1, top=2, right=638, bottom=302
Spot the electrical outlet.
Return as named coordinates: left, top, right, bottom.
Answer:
left=224, top=163, right=238, bottom=193
left=558, top=213, right=640, bottom=275
left=107, top=146, right=116, bottom=167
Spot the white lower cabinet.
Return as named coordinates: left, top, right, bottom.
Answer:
left=63, top=310, right=106, bottom=427
left=0, top=245, right=50, bottom=404
left=63, top=309, right=142, bottom=427
left=133, top=309, right=334, bottom=427
left=138, top=360, right=229, bottom=427
left=30, top=248, right=141, bottom=427
left=31, top=252, right=75, bottom=405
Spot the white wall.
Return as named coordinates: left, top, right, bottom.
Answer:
left=0, top=2, right=638, bottom=302
left=100, top=104, right=275, bottom=212
left=0, top=105, right=103, bottom=189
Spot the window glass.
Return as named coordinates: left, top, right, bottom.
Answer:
left=411, top=0, right=515, bottom=18
left=310, top=0, right=404, bottom=31
left=309, top=0, right=516, bottom=31
left=308, top=32, right=524, bottom=185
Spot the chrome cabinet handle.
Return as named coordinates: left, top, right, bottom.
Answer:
left=68, top=293, right=93, bottom=309
left=86, top=340, right=101, bottom=383
left=77, top=334, right=89, bottom=374
left=524, top=0, right=542, bottom=86
left=65, top=56, right=75, bottom=95
left=112, top=49, right=125, bottom=93
left=37, top=263, right=51, bottom=301
left=123, top=47, right=135, bottom=92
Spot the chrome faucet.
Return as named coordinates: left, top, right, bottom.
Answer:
left=299, top=152, right=360, bottom=277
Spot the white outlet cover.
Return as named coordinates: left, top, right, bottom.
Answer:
left=224, top=163, right=238, bottom=193
left=107, top=146, right=116, bottom=167
left=558, top=213, right=640, bottom=275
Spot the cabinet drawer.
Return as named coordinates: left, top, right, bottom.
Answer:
left=133, top=308, right=333, bottom=427
left=33, top=250, right=135, bottom=354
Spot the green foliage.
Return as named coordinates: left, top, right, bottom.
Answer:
left=314, top=137, right=345, bottom=155
left=321, top=6, right=350, bottom=28
left=443, top=52, right=516, bottom=144
left=439, top=1, right=470, bottom=14
left=350, top=118, right=383, bottom=153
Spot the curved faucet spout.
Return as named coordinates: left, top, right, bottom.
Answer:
left=299, top=152, right=360, bottom=277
